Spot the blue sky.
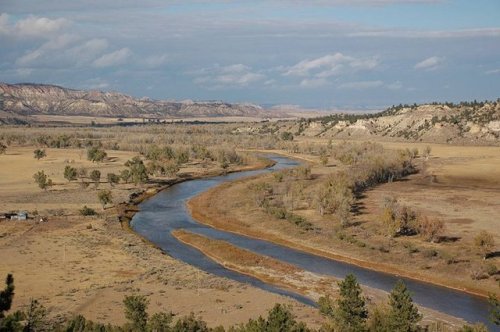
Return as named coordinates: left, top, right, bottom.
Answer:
left=1, top=0, right=499, bottom=109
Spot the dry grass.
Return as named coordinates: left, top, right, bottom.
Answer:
left=188, top=139, right=500, bottom=297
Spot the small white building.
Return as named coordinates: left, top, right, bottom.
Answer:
left=11, top=211, right=28, bottom=221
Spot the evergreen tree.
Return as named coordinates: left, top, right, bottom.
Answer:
left=123, top=295, right=148, bottom=332
left=386, top=280, right=422, bottom=332
left=0, top=274, right=14, bottom=318
left=489, top=294, right=500, bottom=326
left=333, top=274, right=368, bottom=332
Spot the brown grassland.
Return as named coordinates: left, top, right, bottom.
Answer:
left=0, top=123, right=498, bottom=329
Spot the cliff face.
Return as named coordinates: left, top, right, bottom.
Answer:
left=0, top=83, right=274, bottom=119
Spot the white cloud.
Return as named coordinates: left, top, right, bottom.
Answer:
left=192, top=64, right=266, bottom=88
left=67, top=38, right=109, bottom=65
left=414, top=56, right=444, bottom=70
left=143, top=53, right=169, bottom=68
left=16, top=33, right=79, bottom=66
left=485, top=68, right=500, bottom=75
left=93, top=48, right=131, bottom=68
left=15, top=16, right=69, bottom=38
left=299, top=78, right=330, bottom=88
left=284, top=53, right=379, bottom=78
left=338, top=80, right=384, bottom=89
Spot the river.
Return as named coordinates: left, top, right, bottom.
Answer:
left=130, top=155, right=495, bottom=329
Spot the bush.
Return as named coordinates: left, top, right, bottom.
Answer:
left=79, top=206, right=97, bottom=216
left=418, top=217, right=445, bottom=242
left=474, top=231, right=495, bottom=259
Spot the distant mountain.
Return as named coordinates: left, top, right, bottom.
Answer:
left=0, top=83, right=285, bottom=121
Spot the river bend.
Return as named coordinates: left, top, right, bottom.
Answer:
left=130, top=155, right=494, bottom=328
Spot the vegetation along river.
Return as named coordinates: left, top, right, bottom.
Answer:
left=130, top=155, right=494, bottom=328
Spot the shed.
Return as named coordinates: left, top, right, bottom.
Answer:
left=11, top=211, right=28, bottom=221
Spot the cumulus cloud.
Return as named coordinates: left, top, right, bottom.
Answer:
left=14, top=16, right=69, bottom=38
left=414, top=56, right=444, bottom=70
left=16, top=33, right=79, bottom=66
left=67, top=38, right=109, bottom=65
left=93, top=48, right=131, bottom=68
left=192, top=64, right=266, bottom=88
left=284, top=53, right=379, bottom=78
left=338, top=80, right=384, bottom=89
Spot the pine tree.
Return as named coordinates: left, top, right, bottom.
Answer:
left=0, top=274, right=14, bottom=318
left=334, top=274, right=368, bottom=332
left=386, top=280, right=422, bottom=332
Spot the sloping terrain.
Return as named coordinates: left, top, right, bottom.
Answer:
left=0, top=83, right=282, bottom=120
left=271, top=101, right=500, bottom=145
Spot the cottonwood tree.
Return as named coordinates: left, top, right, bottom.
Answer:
left=64, top=165, right=77, bottom=182
left=125, top=157, right=148, bottom=185
left=87, top=146, right=107, bottom=163
left=33, top=171, right=53, bottom=190
left=97, top=190, right=112, bottom=209
left=107, top=173, right=120, bottom=187
left=120, top=169, right=131, bottom=184
left=0, top=142, right=6, bottom=155
left=33, top=149, right=46, bottom=160
left=89, top=170, right=101, bottom=188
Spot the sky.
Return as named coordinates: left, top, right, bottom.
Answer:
left=1, top=0, right=499, bottom=109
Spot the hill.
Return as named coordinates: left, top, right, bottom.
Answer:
left=281, top=101, right=500, bottom=145
left=0, top=83, right=284, bottom=122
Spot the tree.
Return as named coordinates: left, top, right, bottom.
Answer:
left=148, top=312, right=173, bottom=332
left=107, top=173, right=120, bottom=187
left=87, top=146, right=107, bottom=163
left=97, top=190, right=112, bottom=209
left=333, top=274, right=368, bottom=332
left=125, top=157, right=148, bottom=185
left=281, top=131, right=294, bottom=141
left=0, top=274, right=14, bottom=318
left=120, top=169, right=131, bottom=184
left=423, top=146, right=432, bottom=160
left=386, top=280, right=422, bottom=332
left=123, top=295, right=149, bottom=332
left=33, top=171, right=53, bottom=191
left=0, top=274, right=23, bottom=332
left=33, top=149, right=46, bottom=161
left=172, top=313, right=208, bottom=332
left=89, top=170, right=101, bottom=188
left=458, top=323, right=489, bottom=332
left=417, top=217, right=445, bottom=243
left=64, top=165, right=77, bottom=182
left=489, top=294, right=500, bottom=326
left=0, top=142, right=6, bottom=155
left=23, top=299, right=47, bottom=331
left=474, top=231, right=495, bottom=259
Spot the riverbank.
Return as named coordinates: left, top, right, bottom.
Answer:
left=187, top=179, right=496, bottom=298
left=188, top=146, right=498, bottom=298
left=0, top=151, right=326, bottom=328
